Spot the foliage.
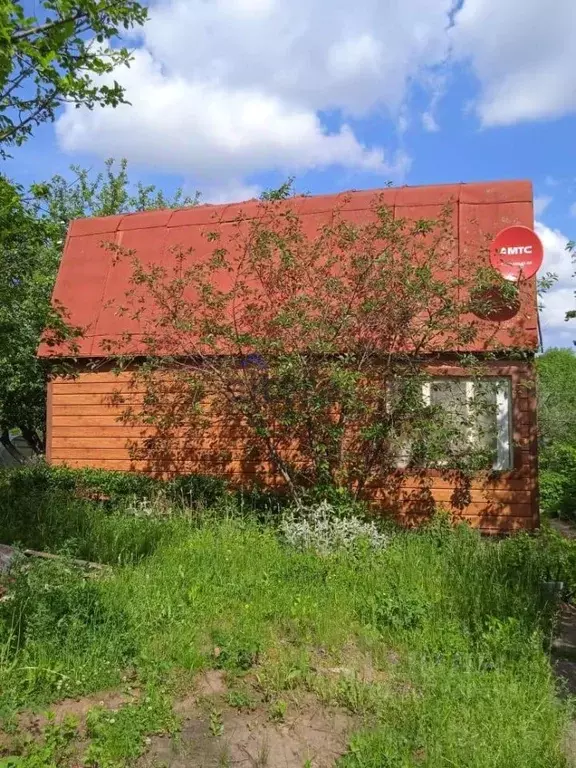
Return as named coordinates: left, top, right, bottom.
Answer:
left=1, top=460, right=159, bottom=498
left=0, top=509, right=571, bottom=765
left=0, top=691, right=175, bottom=768
left=0, top=461, right=232, bottom=507
left=0, top=173, right=88, bottom=456
left=0, top=1, right=147, bottom=149
left=337, top=657, right=566, bottom=768
left=0, top=463, right=281, bottom=561
left=540, top=443, right=576, bottom=521
left=108, top=192, right=511, bottom=502
left=0, top=557, right=135, bottom=711
left=537, top=349, right=576, bottom=520
left=565, top=239, right=575, bottom=326
left=537, top=347, right=576, bottom=448
left=0, top=555, right=133, bottom=663
left=0, top=160, right=197, bottom=453
left=0, top=464, right=181, bottom=563
left=165, top=473, right=229, bottom=509
left=280, top=500, right=389, bottom=554
left=30, top=158, right=199, bottom=242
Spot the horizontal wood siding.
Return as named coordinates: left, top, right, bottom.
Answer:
left=48, top=361, right=539, bottom=533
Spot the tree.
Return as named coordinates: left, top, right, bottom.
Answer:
left=536, top=347, right=576, bottom=448
left=536, top=347, right=576, bottom=520
left=107, top=192, right=511, bottom=505
left=0, top=0, right=147, bottom=149
left=0, top=174, right=57, bottom=457
left=0, top=159, right=197, bottom=456
left=566, top=239, right=576, bottom=332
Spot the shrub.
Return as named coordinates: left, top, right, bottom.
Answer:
left=280, top=500, right=389, bottom=554
left=0, top=462, right=161, bottom=506
left=0, top=464, right=184, bottom=564
left=539, top=442, right=576, bottom=520
left=0, top=462, right=233, bottom=510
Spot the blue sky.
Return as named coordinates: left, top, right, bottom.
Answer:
left=5, top=0, right=576, bottom=347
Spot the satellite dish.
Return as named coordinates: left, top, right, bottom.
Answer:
left=489, top=225, right=544, bottom=281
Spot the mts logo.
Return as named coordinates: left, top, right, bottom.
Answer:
left=499, top=245, right=533, bottom=255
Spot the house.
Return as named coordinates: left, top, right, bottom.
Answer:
left=38, top=180, right=540, bottom=533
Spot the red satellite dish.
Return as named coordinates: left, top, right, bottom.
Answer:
left=489, top=225, right=544, bottom=281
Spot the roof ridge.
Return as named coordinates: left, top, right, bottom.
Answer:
left=66, top=180, right=533, bottom=238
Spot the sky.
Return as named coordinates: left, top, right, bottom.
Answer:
left=6, top=0, right=576, bottom=348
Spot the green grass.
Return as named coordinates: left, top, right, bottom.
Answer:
left=0, top=468, right=574, bottom=766
left=83, top=689, right=178, bottom=768
left=0, top=691, right=176, bottom=768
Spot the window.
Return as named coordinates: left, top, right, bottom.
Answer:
left=393, top=377, right=512, bottom=471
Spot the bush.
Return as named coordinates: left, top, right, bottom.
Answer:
left=539, top=442, right=576, bottom=520
left=0, top=463, right=285, bottom=563
left=0, top=462, right=234, bottom=509
left=280, top=500, right=389, bottom=554
left=0, top=464, right=184, bottom=564
left=0, top=462, right=161, bottom=505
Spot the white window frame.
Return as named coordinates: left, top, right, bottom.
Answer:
left=421, top=377, right=512, bottom=471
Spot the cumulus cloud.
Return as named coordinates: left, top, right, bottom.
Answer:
left=534, top=196, right=552, bottom=217
left=57, top=0, right=453, bottom=191
left=57, top=49, right=399, bottom=184
left=203, top=180, right=261, bottom=204
left=55, top=0, right=576, bottom=195
left=536, top=221, right=576, bottom=348
left=450, top=0, right=576, bottom=126
left=56, top=0, right=456, bottom=192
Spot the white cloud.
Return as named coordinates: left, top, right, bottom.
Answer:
left=56, top=0, right=455, bottom=191
left=58, top=48, right=400, bottom=185
left=537, top=221, right=573, bottom=283
left=203, top=180, right=261, bottom=204
left=422, top=112, right=439, bottom=132
left=450, top=0, right=576, bottom=126
left=534, top=196, right=552, bottom=217
left=536, top=221, right=575, bottom=348
left=142, top=0, right=453, bottom=117
left=55, top=0, right=576, bottom=194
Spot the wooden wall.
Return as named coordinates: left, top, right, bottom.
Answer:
left=47, top=360, right=539, bottom=534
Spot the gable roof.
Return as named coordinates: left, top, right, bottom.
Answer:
left=38, top=179, right=538, bottom=358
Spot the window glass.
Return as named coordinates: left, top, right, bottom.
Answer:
left=393, top=376, right=511, bottom=471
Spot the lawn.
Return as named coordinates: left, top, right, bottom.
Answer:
left=0, top=465, right=574, bottom=767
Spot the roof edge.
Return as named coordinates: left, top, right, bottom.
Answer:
left=66, top=179, right=533, bottom=238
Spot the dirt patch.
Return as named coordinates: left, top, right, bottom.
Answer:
left=141, top=694, right=354, bottom=768
left=196, top=670, right=228, bottom=696
left=17, top=687, right=139, bottom=735
left=0, top=688, right=139, bottom=758
left=4, top=670, right=356, bottom=767
left=310, top=642, right=388, bottom=686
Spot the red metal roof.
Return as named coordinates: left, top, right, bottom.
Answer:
left=38, top=180, right=538, bottom=358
